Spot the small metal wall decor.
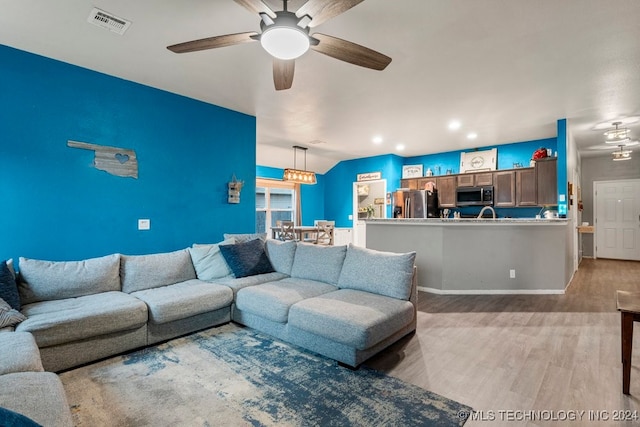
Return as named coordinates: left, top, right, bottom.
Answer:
left=228, top=174, right=244, bottom=204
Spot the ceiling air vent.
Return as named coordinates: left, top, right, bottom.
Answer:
left=87, top=8, right=131, bottom=35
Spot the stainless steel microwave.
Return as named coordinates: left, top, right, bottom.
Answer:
left=456, top=186, right=494, bottom=206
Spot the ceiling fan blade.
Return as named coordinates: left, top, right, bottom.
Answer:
left=296, top=0, right=365, bottom=28
left=233, top=0, right=276, bottom=19
left=311, top=33, right=391, bottom=70
left=273, top=59, right=295, bottom=91
left=167, top=32, right=258, bottom=53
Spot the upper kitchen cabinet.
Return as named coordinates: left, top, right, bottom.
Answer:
left=457, top=172, right=493, bottom=187
left=400, top=179, right=418, bottom=190
left=516, top=168, right=537, bottom=206
left=493, top=171, right=516, bottom=207
left=436, top=176, right=456, bottom=207
left=536, top=158, right=558, bottom=205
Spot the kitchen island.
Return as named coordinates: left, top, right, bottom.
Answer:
left=365, top=218, right=571, bottom=294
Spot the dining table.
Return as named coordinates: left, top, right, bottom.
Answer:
left=270, top=225, right=318, bottom=241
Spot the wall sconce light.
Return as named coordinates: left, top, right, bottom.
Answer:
left=283, top=145, right=317, bottom=185
left=228, top=174, right=244, bottom=203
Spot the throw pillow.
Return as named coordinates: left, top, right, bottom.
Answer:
left=219, top=238, right=275, bottom=278
left=0, top=297, right=26, bottom=329
left=0, top=260, right=21, bottom=310
left=223, top=233, right=267, bottom=244
left=0, top=406, right=41, bottom=427
left=188, top=238, right=235, bottom=281
left=337, top=244, right=416, bottom=300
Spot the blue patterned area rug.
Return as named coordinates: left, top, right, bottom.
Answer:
left=60, top=323, right=471, bottom=426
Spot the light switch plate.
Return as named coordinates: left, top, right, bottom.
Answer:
left=138, top=219, right=150, bottom=230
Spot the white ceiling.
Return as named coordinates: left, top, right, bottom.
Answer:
left=1, top=0, right=639, bottom=173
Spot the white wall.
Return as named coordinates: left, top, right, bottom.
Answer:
left=580, top=154, right=640, bottom=257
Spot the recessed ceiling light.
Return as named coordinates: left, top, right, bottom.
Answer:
left=396, top=144, right=405, bottom=151
left=372, top=136, right=383, bottom=144
left=448, top=120, right=461, bottom=131
left=467, top=132, right=478, bottom=140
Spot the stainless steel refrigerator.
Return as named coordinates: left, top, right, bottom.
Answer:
left=394, top=189, right=439, bottom=218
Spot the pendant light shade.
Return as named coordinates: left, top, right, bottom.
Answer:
left=283, top=145, right=317, bottom=184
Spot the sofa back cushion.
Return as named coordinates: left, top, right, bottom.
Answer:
left=289, top=243, right=347, bottom=285
left=223, top=233, right=267, bottom=243
left=121, top=249, right=196, bottom=293
left=265, top=240, right=297, bottom=275
left=337, top=245, right=416, bottom=300
left=18, top=254, right=121, bottom=304
left=189, top=238, right=235, bottom=281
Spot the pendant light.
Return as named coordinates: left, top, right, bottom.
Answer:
left=604, top=122, right=631, bottom=144
left=283, top=145, right=317, bottom=184
left=612, top=145, right=632, bottom=161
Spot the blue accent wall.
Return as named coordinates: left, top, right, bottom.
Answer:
left=256, top=165, right=325, bottom=225
left=556, top=119, right=568, bottom=215
left=324, top=154, right=404, bottom=228
left=0, top=45, right=256, bottom=262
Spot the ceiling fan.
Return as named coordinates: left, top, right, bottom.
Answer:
left=167, top=0, right=391, bottom=90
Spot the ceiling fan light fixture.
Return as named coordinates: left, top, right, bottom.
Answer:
left=261, top=25, right=309, bottom=60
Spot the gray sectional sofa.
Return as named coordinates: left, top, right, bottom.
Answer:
left=1, top=236, right=416, bottom=425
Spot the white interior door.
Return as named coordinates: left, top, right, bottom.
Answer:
left=594, top=179, right=640, bottom=260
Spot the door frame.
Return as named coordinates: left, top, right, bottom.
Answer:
left=352, top=179, right=387, bottom=247
left=592, top=178, right=640, bottom=260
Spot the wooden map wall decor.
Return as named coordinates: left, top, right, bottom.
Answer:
left=67, top=140, right=138, bottom=179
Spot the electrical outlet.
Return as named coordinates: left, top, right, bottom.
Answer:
left=138, top=219, right=150, bottom=230
left=348, top=214, right=353, bottom=220
left=509, top=269, right=516, bottom=279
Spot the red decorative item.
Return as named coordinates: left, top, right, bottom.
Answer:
left=532, top=148, right=548, bottom=160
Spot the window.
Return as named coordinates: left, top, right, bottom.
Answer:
left=256, top=179, right=297, bottom=234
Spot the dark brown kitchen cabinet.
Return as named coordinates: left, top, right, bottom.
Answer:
left=436, top=176, right=456, bottom=207
left=493, top=171, right=516, bottom=207
left=400, top=179, right=418, bottom=190
left=418, top=177, right=437, bottom=190
left=516, top=168, right=537, bottom=206
left=457, top=172, right=493, bottom=187
left=536, top=158, right=558, bottom=205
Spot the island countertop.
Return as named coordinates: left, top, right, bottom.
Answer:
left=365, top=218, right=571, bottom=294
left=366, top=218, right=568, bottom=225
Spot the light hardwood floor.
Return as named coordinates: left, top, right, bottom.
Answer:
left=366, top=258, right=640, bottom=426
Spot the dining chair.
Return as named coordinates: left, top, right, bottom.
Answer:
left=315, top=221, right=335, bottom=245
left=279, top=220, right=297, bottom=241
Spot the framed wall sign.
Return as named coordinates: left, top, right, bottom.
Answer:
left=357, top=171, right=382, bottom=181
left=402, top=165, right=423, bottom=178
left=460, top=148, right=497, bottom=173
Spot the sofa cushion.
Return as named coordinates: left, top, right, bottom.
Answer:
left=0, top=332, right=44, bottom=375
left=223, top=233, right=267, bottom=243
left=16, top=291, right=148, bottom=348
left=188, top=239, right=235, bottom=281
left=213, top=272, right=288, bottom=297
left=219, top=238, right=275, bottom=278
left=289, top=243, right=347, bottom=285
left=18, top=254, right=121, bottom=304
left=337, top=245, right=416, bottom=300
left=131, top=279, right=233, bottom=324
left=121, top=249, right=196, bottom=293
left=0, top=372, right=73, bottom=427
left=265, top=240, right=297, bottom=275
left=235, top=277, right=338, bottom=324
left=288, top=289, right=415, bottom=350
left=0, top=297, right=26, bottom=329
left=0, top=260, right=20, bottom=310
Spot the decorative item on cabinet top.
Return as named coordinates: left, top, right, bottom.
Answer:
left=459, top=148, right=497, bottom=173
left=402, top=164, right=423, bottom=178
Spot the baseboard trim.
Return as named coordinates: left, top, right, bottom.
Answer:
left=417, top=286, right=565, bottom=295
